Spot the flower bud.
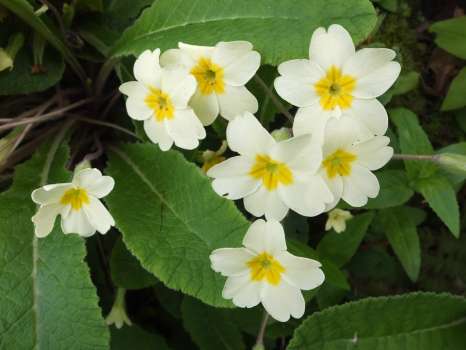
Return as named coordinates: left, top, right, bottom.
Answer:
left=271, top=127, right=291, bottom=142
left=0, top=33, right=24, bottom=72
left=437, top=153, right=466, bottom=175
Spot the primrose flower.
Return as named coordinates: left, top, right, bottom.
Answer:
left=275, top=24, right=401, bottom=143
left=325, top=208, right=353, bottom=233
left=119, top=49, right=206, bottom=151
left=31, top=168, right=115, bottom=238
left=318, top=117, right=393, bottom=210
left=207, top=112, right=333, bottom=221
left=160, top=41, right=260, bottom=125
left=210, top=219, right=324, bottom=322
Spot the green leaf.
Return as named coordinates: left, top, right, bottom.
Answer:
left=317, top=212, right=374, bottom=267
left=111, top=326, right=171, bottom=350
left=111, top=0, right=377, bottom=65
left=105, top=143, right=248, bottom=307
left=376, top=207, right=421, bottom=281
left=76, top=0, right=104, bottom=13
left=365, top=170, right=414, bottom=209
left=390, top=108, right=437, bottom=180
left=0, top=139, right=109, bottom=348
left=288, top=292, right=466, bottom=350
left=78, top=0, right=153, bottom=55
left=430, top=16, right=466, bottom=59
left=110, top=238, right=159, bottom=289
left=0, top=47, right=64, bottom=95
left=442, top=67, right=466, bottom=111
left=0, top=0, right=85, bottom=80
left=415, top=175, right=460, bottom=238
left=391, top=71, right=420, bottom=96
left=181, top=297, right=245, bottom=350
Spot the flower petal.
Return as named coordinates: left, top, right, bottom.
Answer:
left=207, top=155, right=254, bottom=178
left=292, top=105, right=332, bottom=145
left=134, top=49, right=162, bottom=87
left=179, top=42, right=214, bottom=60
left=211, top=176, right=260, bottom=200
left=261, top=282, right=305, bottom=322
left=309, top=24, right=355, bottom=70
left=32, top=204, right=62, bottom=238
left=351, top=136, right=393, bottom=170
left=160, top=48, right=195, bottom=69
left=72, top=168, right=114, bottom=198
left=274, top=76, right=319, bottom=107
left=243, top=186, right=289, bottom=221
left=222, top=50, right=260, bottom=86
left=161, top=69, right=197, bottom=108
left=61, top=208, right=95, bottom=237
left=322, top=117, right=359, bottom=156
left=166, top=109, right=206, bottom=150
left=242, top=218, right=287, bottom=255
left=278, top=176, right=333, bottom=217
left=83, top=197, right=115, bottom=234
left=217, top=85, right=258, bottom=121
left=277, top=251, right=325, bottom=290
left=353, top=62, right=401, bottom=98
left=31, top=183, right=71, bottom=205
left=210, top=247, right=254, bottom=276
left=223, top=275, right=262, bottom=308
left=143, top=119, right=173, bottom=151
left=189, top=89, right=219, bottom=126
left=226, top=112, right=275, bottom=157
left=277, top=59, right=324, bottom=81
left=343, top=98, right=388, bottom=137
left=320, top=170, right=343, bottom=211
left=342, top=164, right=380, bottom=206
left=271, top=134, right=322, bottom=174
left=343, top=48, right=396, bottom=79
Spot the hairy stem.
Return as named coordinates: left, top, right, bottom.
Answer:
left=255, top=311, right=270, bottom=349
left=392, top=154, right=440, bottom=162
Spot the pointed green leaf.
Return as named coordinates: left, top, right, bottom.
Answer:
left=365, top=170, right=414, bottom=209
left=288, top=292, right=466, bottom=350
left=376, top=207, right=421, bottom=281
left=415, top=175, right=460, bottom=237
left=430, top=16, right=466, bottom=59
left=105, top=143, right=248, bottom=307
left=0, top=139, right=109, bottom=348
left=390, top=108, right=437, bottom=180
left=111, top=0, right=377, bottom=65
left=441, top=67, right=466, bottom=111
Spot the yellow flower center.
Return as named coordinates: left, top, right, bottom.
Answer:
left=247, top=252, right=285, bottom=285
left=60, top=188, right=90, bottom=211
left=249, top=154, right=293, bottom=191
left=322, top=149, right=357, bottom=178
left=144, top=87, right=175, bottom=121
left=314, top=66, right=356, bottom=110
left=190, top=57, right=225, bottom=95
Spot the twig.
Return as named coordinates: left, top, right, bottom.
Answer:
left=0, top=98, right=93, bottom=131
left=95, top=58, right=118, bottom=97
left=83, top=133, right=104, bottom=163
left=100, top=91, right=121, bottom=120
left=254, top=74, right=293, bottom=122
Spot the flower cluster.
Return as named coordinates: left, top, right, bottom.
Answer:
left=30, top=24, right=398, bottom=324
